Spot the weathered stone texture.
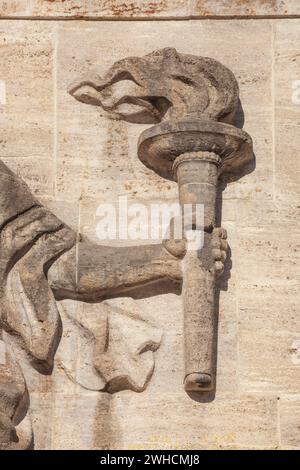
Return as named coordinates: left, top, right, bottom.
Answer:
left=0, top=1, right=30, bottom=16
left=0, top=22, right=55, bottom=196
left=110, top=392, right=279, bottom=450
left=55, top=20, right=272, bottom=202
left=279, top=396, right=300, bottom=448
left=0, top=1, right=300, bottom=18
left=191, top=0, right=300, bottom=18
left=0, top=1, right=189, bottom=18
left=274, top=20, right=300, bottom=203
left=0, top=18, right=299, bottom=450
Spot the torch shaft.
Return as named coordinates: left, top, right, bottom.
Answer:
left=174, top=152, right=220, bottom=392
left=182, top=250, right=215, bottom=382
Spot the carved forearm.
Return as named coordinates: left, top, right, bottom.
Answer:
left=48, top=241, right=182, bottom=301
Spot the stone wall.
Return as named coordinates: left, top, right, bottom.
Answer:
left=1, top=0, right=300, bottom=18
left=0, top=1, right=300, bottom=450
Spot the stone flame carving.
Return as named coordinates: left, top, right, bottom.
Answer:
left=70, top=47, right=239, bottom=125
left=70, top=48, right=254, bottom=393
left=0, top=47, right=254, bottom=450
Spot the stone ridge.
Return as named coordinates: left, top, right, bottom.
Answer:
left=0, top=1, right=299, bottom=19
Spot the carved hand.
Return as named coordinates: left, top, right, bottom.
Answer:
left=211, top=227, right=228, bottom=278
left=69, top=47, right=253, bottom=393
left=162, top=219, right=228, bottom=278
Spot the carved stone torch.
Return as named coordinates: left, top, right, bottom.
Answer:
left=70, top=48, right=254, bottom=392
left=138, top=122, right=253, bottom=392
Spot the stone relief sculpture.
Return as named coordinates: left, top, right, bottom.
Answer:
left=0, top=47, right=253, bottom=449
left=69, top=48, right=253, bottom=391
left=0, top=337, right=32, bottom=450
left=57, top=300, right=162, bottom=393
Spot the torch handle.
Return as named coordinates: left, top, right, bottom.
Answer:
left=182, top=243, right=216, bottom=391
left=174, top=152, right=220, bottom=392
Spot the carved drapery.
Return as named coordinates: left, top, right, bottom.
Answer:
left=0, top=48, right=253, bottom=449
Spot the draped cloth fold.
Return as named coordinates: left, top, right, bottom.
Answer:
left=0, top=161, right=76, bottom=370
left=0, top=341, right=33, bottom=450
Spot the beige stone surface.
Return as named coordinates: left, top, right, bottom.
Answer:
left=191, top=0, right=300, bottom=17
left=0, top=0, right=188, bottom=18
left=0, top=22, right=55, bottom=197
left=55, top=20, right=272, bottom=202
left=29, top=393, right=54, bottom=450
left=0, top=17, right=299, bottom=450
left=110, top=392, right=279, bottom=449
left=236, top=225, right=300, bottom=393
left=274, top=20, right=300, bottom=204
left=51, top=392, right=113, bottom=450
left=1, top=1, right=300, bottom=18
left=0, top=1, right=31, bottom=16
left=279, top=396, right=300, bottom=448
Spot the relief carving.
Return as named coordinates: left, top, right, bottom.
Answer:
left=0, top=48, right=254, bottom=449
left=70, top=47, right=254, bottom=392
left=0, top=334, right=32, bottom=450
left=57, top=300, right=162, bottom=393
